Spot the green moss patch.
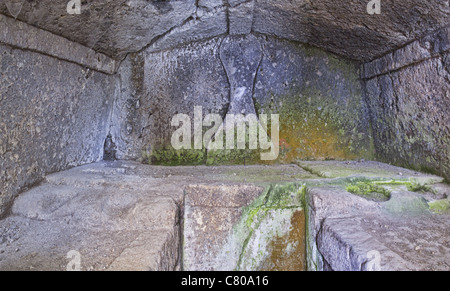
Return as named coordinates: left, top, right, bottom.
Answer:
left=428, top=199, right=450, bottom=215
left=258, top=87, right=374, bottom=164
left=346, top=181, right=391, bottom=202
left=406, top=181, right=433, bottom=193
left=143, top=148, right=206, bottom=166
left=234, top=183, right=307, bottom=270
left=206, top=148, right=261, bottom=166
left=243, top=183, right=306, bottom=229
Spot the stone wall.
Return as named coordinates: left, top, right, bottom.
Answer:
left=0, top=17, right=116, bottom=217
left=253, top=35, right=373, bottom=163
left=111, top=37, right=230, bottom=162
left=112, top=34, right=374, bottom=165
left=363, top=26, right=450, bottom=181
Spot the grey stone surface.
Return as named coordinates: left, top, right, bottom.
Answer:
left=0, top=161, right=448, bottom=271
left=229, top=1, right=255, bottom=35
left=253, top=35, right=374, bottom=162
left=110, top=37, right=230, bottom=161
left=297, top=160, right=444, bottom=182
left=198, top=0, right=225, bottom=11
left=1, top=0, right=448, bottom=61
left=145, top=6, right=228, bottom=54
left=0, top=43, right=116, bottom=218
left=362, top=26, right=450, bottom=79
left=0, top=14, right=116, bottom=74
left=108, top=53, right=146, bottom=161
left=219, top=34, right=262, bottom=115
left=0, top=161, right=311, bottom=271
left=252, top=0, right=449, bottom=62
left=307, top=186, right=450, bottom=271
left=111, top=34, right=374, bottom=164
left=364, top=46, right=450, bottom=180
left=0, top=162, right=184, bottom=271
left=0, top=0, right=198, bottom=60
left=183, top=184, right=263, bottom=271
left=382, top=191, right=431, bottom=216
left=0, top=0, right=449, bottom=272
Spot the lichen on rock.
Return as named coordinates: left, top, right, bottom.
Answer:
left=233, top=183, right=307, bottom=271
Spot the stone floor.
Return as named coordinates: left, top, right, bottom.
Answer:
left=0, top=160, right=448, bottom=271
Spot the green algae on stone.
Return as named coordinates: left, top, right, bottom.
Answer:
left=138, top=36, right=375, bottom=167
left=233, top=183, right=307, bottom=271
left=143, top=147, right=206, bottom=166
left=346, top=181, right=391, bottom=202
left=206, top=148, right=262, bottom=166
left=428, top=199, right=450, bottom=215
left=244, top=183, right=306, bottom=228
left=258, top=87, right=374, bottom=163
left=406, top=181, right=434, bottom=193
left=220, top=166, right=319, bottom=183
left=205, top=121, right=270, bottom=166
left=252, top=37, right=374, bottom=165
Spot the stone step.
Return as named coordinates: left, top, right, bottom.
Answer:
left=0, top=160, right=448, bottom=271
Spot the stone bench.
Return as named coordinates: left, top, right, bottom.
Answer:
left=0, top=160, right=448, bottom=271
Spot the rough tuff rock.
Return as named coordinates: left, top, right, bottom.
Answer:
left=307, top=187, right=450, bottom=271
left=0, top=43, right=115, bottom=217
left=183, top=183, right=306, bottom=271
left=0, top=160, right=448, bottom=271
left=0, top=0, right=449, bottom=272
left=0, top=162, right=185, bottom=271
left=363, top=26, right=450, bottom=180
left=183, top=184, right=263, bottom=271
left=112, top=34, right=374, bottom=165
left=0, top=161, right=313, bottom=271
left=1, top=1, right=448, bottom=213
left=219, top=34, right=262, bottom=116
left=110, top=37, right=230, bottom=160
left=1, top=0, right=448, bottom=61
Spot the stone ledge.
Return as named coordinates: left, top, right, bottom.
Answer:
left=362, top=26, right=450, bottom=79
left=307, top=186, right=450, bottom=271
left=0, top=161, right=448, bottom=271
left=0, top=14, right=117, bottom=74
